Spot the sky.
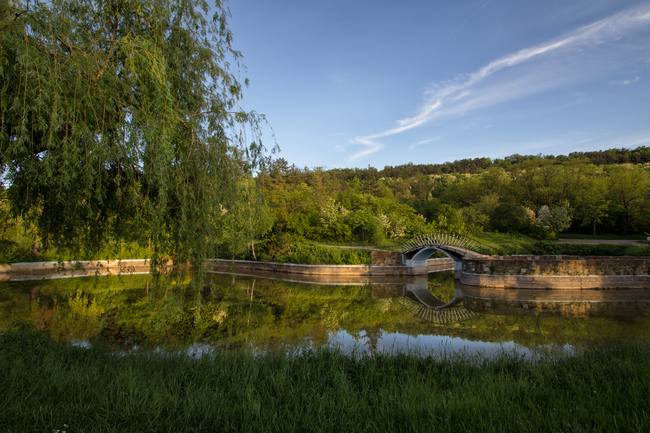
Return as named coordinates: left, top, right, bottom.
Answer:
left=227, top=0, right=650, bottom=169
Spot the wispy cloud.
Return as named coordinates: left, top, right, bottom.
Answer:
left=409, top=138, right=439, bottom=151
left=609, top=76, right=641, bottom=85
left=348, top=3, right=650, bottom=162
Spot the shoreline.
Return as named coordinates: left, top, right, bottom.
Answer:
left=0, top=257, right=455, bottom=282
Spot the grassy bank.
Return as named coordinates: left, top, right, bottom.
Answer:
left=220, top=240, right=372, bottom=265
left=531, top=240, right=650, bottom=256
left=472, top=232, right=650, bottom=256
left=472, top=232, right=539, bottom=255
left=1, top=329, right=649, bottom=432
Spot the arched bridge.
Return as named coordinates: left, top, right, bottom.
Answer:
left=402, top=233, right=486, bottom=278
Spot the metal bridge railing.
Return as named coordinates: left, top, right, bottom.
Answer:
left=401, top=296, right=481, bottom=324
left=401, top=232, right=495, bottom=255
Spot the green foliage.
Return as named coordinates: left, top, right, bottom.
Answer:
left=535, top=205, right=573, bottom=236
left=0, top=0, right=270, bottom=273
left=253, top=146, right=650, bottom=245
left=489, top=202, right=535, bottom=234
left=217, top=175, right=273, bottom=260
left=605, top=165, right=650, bottom=235
left=253, top=241, right=371, bottom=265
left=275, top=243, right=370, bottom=265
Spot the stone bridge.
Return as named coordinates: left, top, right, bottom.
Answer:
left=402, top=233, right=485, bottom=279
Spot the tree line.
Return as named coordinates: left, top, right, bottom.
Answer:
left=244, top=150, right=650, bottom=257
left=327, top=147, right=650, bottom=181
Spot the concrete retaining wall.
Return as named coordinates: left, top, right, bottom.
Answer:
left=206, top=258, right=454, bottom=277
left=1, top=257, right=454, bottom=281
left=463, top=255, right=650, bottom=276
left=206, top=259, right=371, bottom=276
left=1, top=259, right=154, bottom=282
left=461, top=255, right=650, bottom=289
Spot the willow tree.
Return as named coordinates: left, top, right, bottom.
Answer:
left=0, top=0, right=269, bottom=272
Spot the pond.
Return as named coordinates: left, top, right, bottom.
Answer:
left=1, top=270, right=649, bottom=358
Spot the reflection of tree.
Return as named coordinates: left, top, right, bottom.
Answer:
left=3, top=275, right=650, bottom=352
left=428, top=272, right=456, bottom=302
left=363, top=328, right=382, bottom=354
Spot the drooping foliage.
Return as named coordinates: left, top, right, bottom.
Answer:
left=0, top=0, right=269, bottom=271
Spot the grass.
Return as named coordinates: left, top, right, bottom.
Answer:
left=557, top=233, right=647, bottom=241
left=531, top=241, right=650, bottom=256
left=1, top=328, right=649, bottom=432
left=471, top=232, right=539, bottom=255
left=471, top=232, right=650, bottom=256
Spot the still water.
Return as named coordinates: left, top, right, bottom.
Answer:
left=1, top=271, right=649, bottom=358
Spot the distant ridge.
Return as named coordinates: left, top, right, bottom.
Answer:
left=325, top=146, right=650, bottom=180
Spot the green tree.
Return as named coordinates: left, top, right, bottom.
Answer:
left=489, top=202, right=534, bottom=234
left=535, top=205, right=572, bottom=237
left=573, top=170, right=609, bottom=236
left=0, top=0, right=269, bottom=272
left=606, top=166, right=650, bottom=235
left=220, top=176, right=273, bottom=260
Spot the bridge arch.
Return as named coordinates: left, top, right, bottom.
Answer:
left=401, top=233, right=484, bottom=279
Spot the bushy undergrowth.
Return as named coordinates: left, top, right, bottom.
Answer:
left=0, top=239, right=152, bottom=264
left=220, top=238, right=371, bottom=265
left=271, top=243, right=371, bottom=265
left=1, top=328, right=649, bottom=432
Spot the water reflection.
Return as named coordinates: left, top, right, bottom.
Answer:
left=1, top=271, right=649, bottom=358
left=327, top=330, right=541, bottom=360
left=460, top=282, right=650, bottom=317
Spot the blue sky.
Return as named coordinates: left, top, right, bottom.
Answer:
left=227, top=0, right=650, bottom=169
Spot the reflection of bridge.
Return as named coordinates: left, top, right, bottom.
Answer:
left=401, top=290, right=481, bottom=324
left=402, top=233, right=485, bottom=279
left=398, top=233, right=489, bottom=320
left=401, top=281, right=481, bottom=323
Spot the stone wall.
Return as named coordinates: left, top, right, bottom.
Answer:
left=206, top=259, right=444, bottom=277
left=370, top=250, right=402, bottom=266
left=427, top=258, right=454, bottom=272
left=461, top=255, right=650, bottom=289
left=1, top=259, right=155, bottom=282
left=463, top=255, right=650, bottom=276
left=206, top=259, right=371, bottom=276
left=1, top=255, right=454, bottom=282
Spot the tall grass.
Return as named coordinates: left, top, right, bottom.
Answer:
left=2, top=328, right=649, bottom=432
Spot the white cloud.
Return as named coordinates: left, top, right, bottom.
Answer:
left=609, top=76, right=641, bottom=85
left=347, top=3, right=650, bottom=162
left=409, top=138, right=439, bottom=151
